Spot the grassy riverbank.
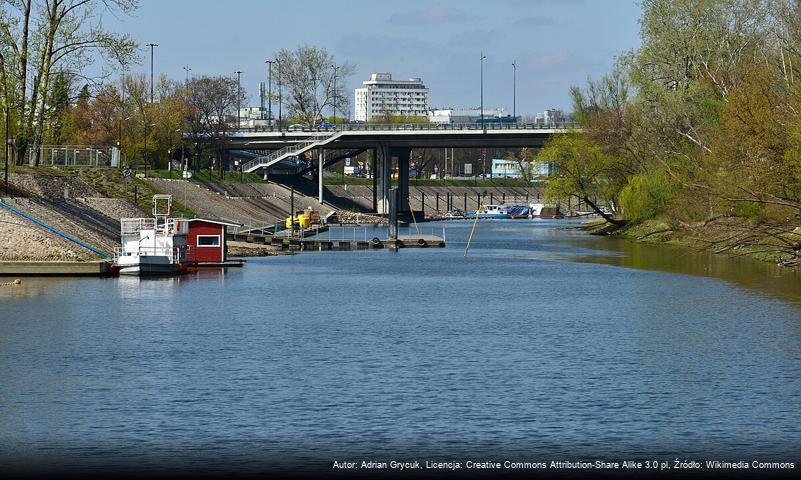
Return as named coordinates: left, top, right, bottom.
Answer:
left=585, top=218, right=801, bottom=268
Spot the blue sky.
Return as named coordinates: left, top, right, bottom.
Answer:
left=106, top=0, right=642, bottom=116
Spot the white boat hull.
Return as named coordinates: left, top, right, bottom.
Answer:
left=116, top=255, right=184, bottom=276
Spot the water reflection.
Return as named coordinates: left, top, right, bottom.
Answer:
left=1, top=219, right=801, bottom=470
left=561, top=232, right=801, bottom=305
left=0, top=277, right=72, bottom=300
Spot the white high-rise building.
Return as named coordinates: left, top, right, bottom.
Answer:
left=354, top=73, right=429, bottom=122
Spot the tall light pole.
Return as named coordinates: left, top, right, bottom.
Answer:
left=4, top=105, right=9, bottom=195
left=144, top=123, right=155, bottom=178
left=480, top=52, right=486, bottom=132
left=146, top=43, right=158, bottom=103
left=331, top=63, right=339, bottom=122
left=183, top=64, right=191, bottom=85
left=145, top=43, right=157, bottom=177
left=276, top=58, right=282, bottom=129
left=119, top=61, right=127, bottom=158
left=235, top=70, right=243, bottom=130
left=265, top=60, right=274, bottom=127
left=512, top=60, right=517, bottom=121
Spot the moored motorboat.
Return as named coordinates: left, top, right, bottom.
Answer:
left=466, top=204, right=510, bottom=219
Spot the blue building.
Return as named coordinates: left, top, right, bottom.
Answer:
left=491, top=159, right=551, bottom=179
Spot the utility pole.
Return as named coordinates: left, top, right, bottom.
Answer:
left=183, top=64, right=191, bottom=85
left=265, top=60, right=274, bottom=127
left=512, top=60, right=516, bottom=121
left=480, top=52, right=487, bottom=132
left=235, top=70, right=243, bottom=130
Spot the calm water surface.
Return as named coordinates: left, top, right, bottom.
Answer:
left=1, top=220, right=800, bottom=473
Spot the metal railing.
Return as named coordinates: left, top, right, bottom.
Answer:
left=113, top=245, right=186, bottom=263
left=120, top=217, right=189, bottom=236
left=34, top=145, right=119, bottom=167
left=121, top=218, right=156, bottom=235
left=233, top=122, right=579, bottom=134
left=241, top=131, right=341, bottom=172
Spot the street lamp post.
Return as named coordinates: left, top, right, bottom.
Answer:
left=265, top=60, right=274, bottom=127
left=183, top=64, right=191, bottom=85
left=512, top=60, right=516, bottom=121
left=145, top=43, right=157, bottom=178
left=276, top=58, right=282, bottom=129
left=235, top=71, right=243, bottom=131
left=4, top=106, right=9, bottom=195
left=118, top=61, right=127, bottom=161
left=146, top=43, right=158, bottom=103
left=480, top=52, right=487, bottom=132
left=331, top=64, right=339, bottom=123
left=143, top=123, right=155, bottom=178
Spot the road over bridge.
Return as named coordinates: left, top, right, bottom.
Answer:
left=228, top=123, right=574, bottom=214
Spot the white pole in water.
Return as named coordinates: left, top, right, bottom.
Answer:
left=464, top=196, right=483, bottom=257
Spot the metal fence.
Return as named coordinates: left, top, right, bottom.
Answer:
left=33, top=145, right=119, bottom=167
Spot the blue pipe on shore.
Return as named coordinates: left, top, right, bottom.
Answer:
left=0, top=199, right=111, bottom=258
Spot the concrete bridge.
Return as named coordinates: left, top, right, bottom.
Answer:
left=228, top=123, right=574, bottom=214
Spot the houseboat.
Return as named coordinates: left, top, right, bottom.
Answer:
left=113, top=195, right=190, bottom=276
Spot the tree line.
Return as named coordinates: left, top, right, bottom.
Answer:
left=538, top=0, right=801, bottom=265
left=0, top=0, right=352, bottom=170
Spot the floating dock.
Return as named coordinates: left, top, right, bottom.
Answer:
left=230, top=233, right=445, bottom=252
left=0, top=260, right=114, bottom=277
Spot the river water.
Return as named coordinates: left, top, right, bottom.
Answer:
left=1, top=220, right=800, bottom=474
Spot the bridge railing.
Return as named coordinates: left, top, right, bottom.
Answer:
left=240, top=132, right=337, bottom=172
left=232, top=122, right=579, bottom=135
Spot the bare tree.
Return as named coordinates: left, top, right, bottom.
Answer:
left=275, top=45, right=354, bottom=127
left=183, top=75, right=243, bottom=173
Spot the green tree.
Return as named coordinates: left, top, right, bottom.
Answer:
left=536, top=133, right=625, bottom=225
left=0, top=0, right=138, bottom=165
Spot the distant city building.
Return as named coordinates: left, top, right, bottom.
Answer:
left=491, top=159, right=527, bottom=178
left=491, top=158, right=551, bottom=179
left=354, top=73, right=429, bottom=122
left=535, top=108, right=571, bottom=126
left=239, top=107, right=263, bottom=120
left=238, top=106, right=271, bottom=128
left=428, top=107, right=514, bottom=124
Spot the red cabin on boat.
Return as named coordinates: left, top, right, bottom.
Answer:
left=185, top=218, right=241, bottom=265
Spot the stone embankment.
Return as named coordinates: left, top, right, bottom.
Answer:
left=325, top=185, right=544, bottom=215
left=146, top=178, right=333, bottom=227
left=0, top=205, right=90, bottom=261
left=10, top=173, right=100, bottom=198
left=2, top=174, right=146, bottom=261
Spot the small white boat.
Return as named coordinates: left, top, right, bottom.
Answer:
left=443, top=209, right=465, bottom=219
left=467, top=204, right=510, bottom=219
left=113, top=195, right=190, bottom=276
left=528, top=203, right=544, bottom=217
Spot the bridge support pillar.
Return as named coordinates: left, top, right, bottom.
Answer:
left=395, top=147, right=411, bottom=213
left=371, top=148, right=377, bottom=213
left=376, top=143, right=392, bottom=214
left=318, top=150, right=324, bottom=204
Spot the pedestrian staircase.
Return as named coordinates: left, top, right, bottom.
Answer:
left=241, top=131, right=343, bottom=173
